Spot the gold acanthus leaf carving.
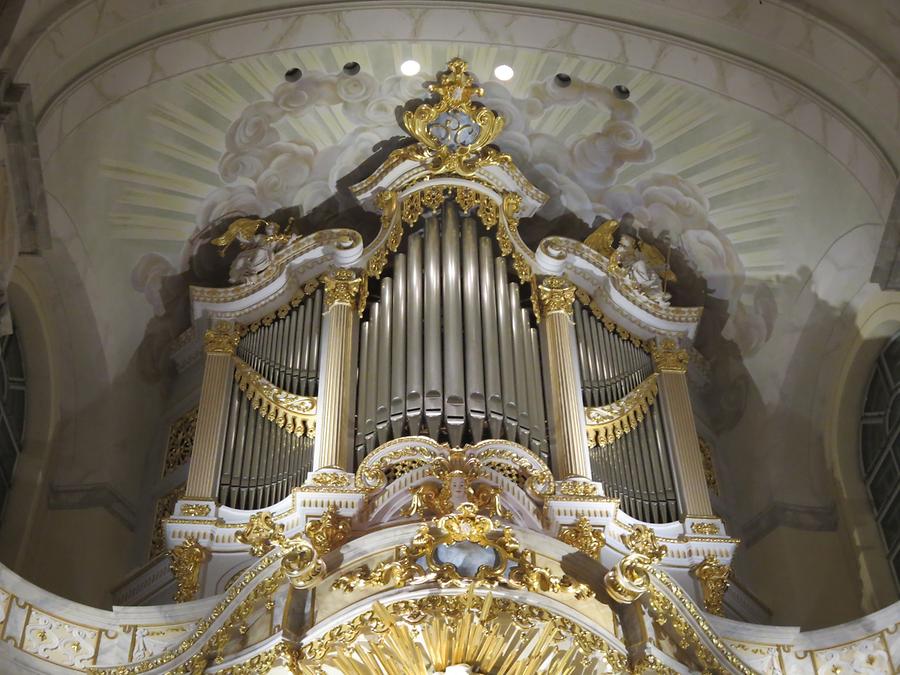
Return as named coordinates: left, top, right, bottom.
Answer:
left=323, top=268, right=363, bottom=309
left=690, top=522, right=720, bottom=535
left=179, top=503, right=211, bottom=517
left=170, top=540, right=207, bottom=603
left=652, top=338, right=689, bottom=373
left=304, top=505, right=352, bottom=555
left=232, top=356, right=316, bottom=436
left=558, top=517, right=605, bottom=559
left=585, top=373, right=659, bottom=447
left=204, top=321, right=241, bottom=355
left=691, top=554, right=731, bottom=616
left=604, top=525, right=667, bottom=604
left=557, top=480, right=599, bottom=496
left=698, top=437, right=720, bottom=495
left=537, top=276, right=576, bottom=318
left=310, top=472, right=351, bottom=488
left=583, top=218, right=618, bottom=258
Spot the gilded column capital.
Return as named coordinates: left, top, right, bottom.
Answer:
left=691, top=553, right=731, bottom=615
left=323, top=269, right=363, bottom=309
left=537, top=275, right=576, bottom=318
left=651, top=338, right=689, bottom=373
left=203, top=321, right=241, bottom=355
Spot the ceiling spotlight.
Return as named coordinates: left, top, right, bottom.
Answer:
left=400, top=60, right=421, bottom=76
left=494, top=64, right=514, bottom=81
left=343, top=61, right=360, bottom=76
left=284, top=68, right=302, bottom=82
left=555, top=73, right=572, bottom=87
left=613, top=84, right=631, bottom=100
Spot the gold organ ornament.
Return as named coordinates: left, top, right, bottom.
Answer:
left=235, top=512, right=326, bottom=589
left=558, top=516, right=605, bottom=558
left=304, top=504, right=352, bottom=555
left=584, top=373, right=659, bottom=447
left=604, top=525, right=667, bottom=603
left=170, top=539, right=207, bottom=603
left=537, top=275, right=577, bottom=318
left=323, top=268, right=363, bottom=308
left=203, top=321, right=241, bottom=355
left=162, top=408, right=197, bottom=476
left=692, top=554, right=732, bottom=616
left=651, top=338, right=690, bottom=373
left=232, top=356, right=316, bottom=436
left=393, top=57, right=511, bottom=177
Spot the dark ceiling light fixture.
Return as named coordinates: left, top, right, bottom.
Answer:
left=613, top=84, right=631, bottom=100
left=343, top=62, right=361, bottom=76
left=284, top=68, right=302, bottom=82
left=555, top=73, right=572, bottom=87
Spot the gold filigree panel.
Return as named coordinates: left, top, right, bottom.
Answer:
left=163, top=409, right=197, bottom=476
left=150, top=484, right=185, bottom=558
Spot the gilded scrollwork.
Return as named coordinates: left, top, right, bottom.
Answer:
left=334, top=503, right=592, bottom=599
left=604, top=525, right=667, bottom=604
left=235, top=512, right=326, bottom=589
left=162, top=408, right=197, bottom=476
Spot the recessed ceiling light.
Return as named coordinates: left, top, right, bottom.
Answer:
left=400, top=60, right=421, bottom=76
left=494, top=64, right=514, bottom=81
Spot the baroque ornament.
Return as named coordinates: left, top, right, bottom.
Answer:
left=652, top=338, right=690, bottom=373
left=691, top=554, right=732, bottom=616
left=304, top=504, right=352, bottom=555
left=392, top=57, right=511, bottom=177
left=334, top=503, right=592, bottom=599
left=604, top=525, right=667, bottom=604
left=232, top=356, right=316, bottom=436
left=585, top=373, right=659, bottom=447
left=236, top=512, right=326, bottom=589
left=204, top=321, right=241, bottom=355
left=558, top=517, right=605, bottom=559
left=537, top=276, right=576, bottom=318
left=323, top=268, right=363, bottom=309
left=170, top=540, right=207, bottom=603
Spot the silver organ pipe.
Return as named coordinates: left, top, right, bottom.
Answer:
left=218, top=290, right=322, bottom=510
left=575, top=299, right=679, bottom=522
left=354, top=197, right=549, bottom=457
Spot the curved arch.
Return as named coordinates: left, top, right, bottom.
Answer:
left=825, top=291, right=900, bottom=612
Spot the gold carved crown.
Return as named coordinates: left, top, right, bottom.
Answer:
left=395, top=57, right=511, bottom=177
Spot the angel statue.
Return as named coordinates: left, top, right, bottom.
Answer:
left=210, top=217, right=295, bottom=285
left=611, top=234, right=676, bottom=307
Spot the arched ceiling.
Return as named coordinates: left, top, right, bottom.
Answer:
left=2, top=0, right=899, bottom=624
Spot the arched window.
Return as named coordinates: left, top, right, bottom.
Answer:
left=861, top=333, right=900, bottom=589
left=0, top=323, right=25, bottom=516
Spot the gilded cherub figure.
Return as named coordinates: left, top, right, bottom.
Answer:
left=211, top=217, right=296, bottom=284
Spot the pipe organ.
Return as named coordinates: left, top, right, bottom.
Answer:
left=575, top=299, right=679, bottom=523
left=217, top=289, right=323, bottom=509
left=354, top=200, right=549, bottom=461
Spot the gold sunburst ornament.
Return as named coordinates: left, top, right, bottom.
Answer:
left=395, top=58, right=511, bottom=176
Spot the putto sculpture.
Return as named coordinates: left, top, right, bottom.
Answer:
left=211, top=217, right=296, bottom=284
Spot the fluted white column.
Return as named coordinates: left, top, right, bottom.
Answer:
left=313, top=270, right=362, bottom=471
left=539, top=276, right=591, bottom=479
left=185, top=322, right=240, bottom=499
left=652, top=339, right=715, bottom=517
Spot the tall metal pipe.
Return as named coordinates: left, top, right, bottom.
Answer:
left=406, top=233, right=424, bottom=435
left=376, top=276, right=393, bottom=445
left=479, top=238, right=503, bottom=438
left=424, top=214, right=443, bottom=438
left=391, top=254, right=407, bottom=438
left=461, top=217, right=485, bottom=443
